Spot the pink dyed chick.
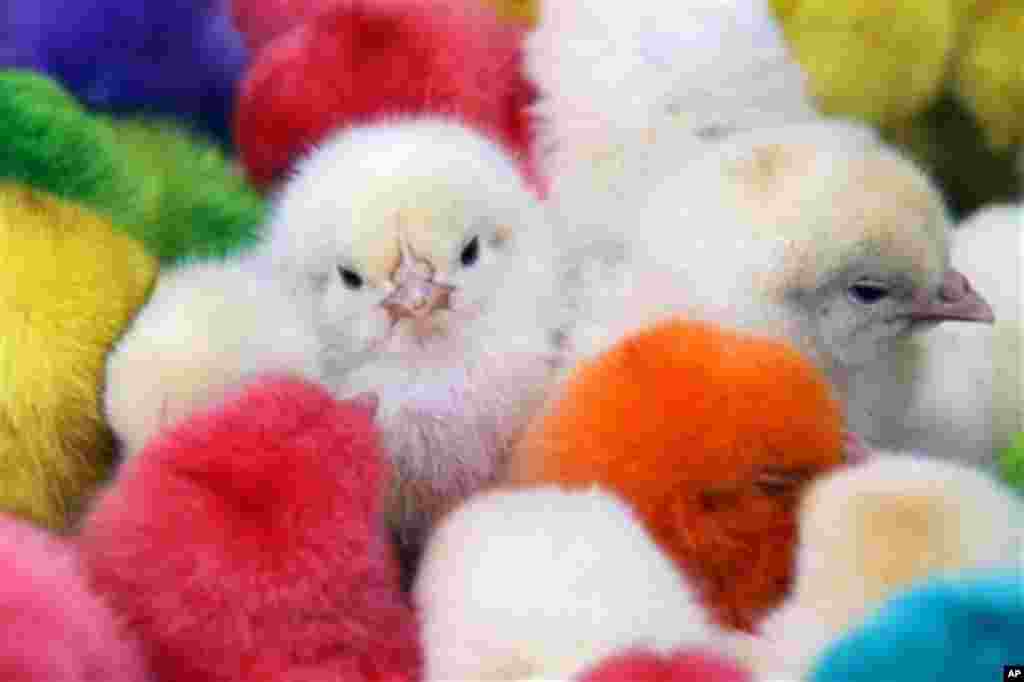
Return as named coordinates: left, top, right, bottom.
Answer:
left=77, top=375, right=420, bottom=682
left=577, top=649, right=752, bottom=682
left=0, top=514, right=151, bottom=681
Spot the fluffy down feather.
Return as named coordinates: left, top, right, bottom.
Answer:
left=0, top=183, right=157, bottom=529
left=0, top=515, right=152, bottom=680
left=234, top=0, right=540, bottom=192
left=808, top=572, right=1024, bottom=682
left=879, top=202, right=1022, bottom=467
left=0, top=0, right=247, bottom=145
left=508, top=318, right=846, bottom=632
left=577, top=649, right=752, bottom=682
left=230, top=0, right=325, bottom=51
left=0, top=70, right=267, bottom=265
left=104, top=257, right=322, bottom=457
left=414, top=484, right=721, bottom=681
left=525, top=0, right=818, bottom=185
left=556, top=119, right=997, bottom=465
left=80, top=376, right=421, bottom=682
left=261, top=116, right=563, bottom=555
left=747, top=452, right=1024, bottom=680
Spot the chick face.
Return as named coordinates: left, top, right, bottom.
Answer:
left=709, top=120, right=995, bottom=371
left=777, top=147, right=993, bottom=370
left=266, top=117, right=550, bottom=362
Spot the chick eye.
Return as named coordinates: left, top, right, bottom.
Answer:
left=848, top=281, right=890, bottom=305
left=339, top=267, right=363, bottom=290
left=756, top=468, right=808, bottom=497
left=460, top=236, right=480, bottom=267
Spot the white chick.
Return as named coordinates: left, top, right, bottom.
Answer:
left=866, top=203, right=1021, bottom=466
left=414, top=484, right=723, bottom=681
left=525, top=0, right=818, bottom=187
left=258, top=117, right=565, bottom=553
left=103, top=257, right=323, bottom=457
left=556, top=119, right=997, bottom=461
left=741, top=452, right=1024, bottom=681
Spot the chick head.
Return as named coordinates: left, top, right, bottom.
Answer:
left=509, top=317, right=847, bottom=631
left=266, top=117, right=555, bottom=364
left=644, top=120, right=994, bottom=377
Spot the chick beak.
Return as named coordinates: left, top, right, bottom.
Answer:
left=906, top=269, right=995, bottom=325
left=843, top=430, right=872, bottom=467
left=382, top=275, right=452, bottom=322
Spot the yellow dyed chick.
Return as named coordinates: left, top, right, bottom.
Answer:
left=0, top=183, right=157, bottom=529
left=953, top=0, right=1024, bottom=150
left=774, top=0, right=958, bottom=127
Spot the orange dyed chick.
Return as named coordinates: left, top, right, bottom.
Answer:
left=507, top=317, right=846, bottom=633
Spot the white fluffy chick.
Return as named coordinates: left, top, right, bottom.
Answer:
left=525, top=0, right=818, bottom=187
left=414, top=484, right=724, bottom=681
left=556, top=119, right=996, bottom=458
left=864, top=203, right=1021, bottom=466
left=739, top=452, right=1024, bottom=681
left=259, top=117, right=564, bottom=551
left=103, top=257, right=323, bottom=456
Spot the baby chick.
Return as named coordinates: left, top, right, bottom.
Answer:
left=524, top=0, right=818, bottom=186
left=0, top=514, right=151, bottom=681
left=508, top=318, right=847, bottom=632
left=81, top=377, right=420, bottom=682
left=0, top=183, right=157, bottom=529
left=744, top=452, right=1024, bottom=680
left=260, top=116, right=564, bottom=554
left=414, top=484, right=721, bottom=681
left=557, top=119, right=996, bottom=460
left=104, top=257, right=323, bottom=457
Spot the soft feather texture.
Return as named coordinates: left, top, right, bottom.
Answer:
left=747, top=452, right=1024, bottom=680
left=577, top=649, right=752, bottom=682
left=508, top=318, right=846, bottom=632
left=878, top=202, right=1022, bottom=466
left=0, top=183, right=157, bottom=529
left=231, top=0, right=323, bottom=51
left=810, top=572, right=1024, bottom=682
left=555, top=119, right=997, bottom=465
left=261, top=116, right=563, bottom=551
left=0, top=70, right=266, bottom=265
left=0, top=515, right=152, bottom=681
left=234, top=0, right=540, bottom=192
left=104, top=257, right=322, bottom=457
left=0, top=0, right=247, bottom=144
left=80, top=376, right=421, bottom=682
left=414, top=485, right=721, bottom=681
left=1002, top=431, right=1024, bottom=492
left=525, top=0, right=818, bottom=185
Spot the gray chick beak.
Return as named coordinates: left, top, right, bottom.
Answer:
left=906, top=269, right=996, bottom=325
left=383, top=277, right=452, bottom=321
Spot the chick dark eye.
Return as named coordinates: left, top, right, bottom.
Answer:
left=848, top=282, right=890, bottom=305
left=755, top=468, right=808, bottom=497
left=339, top=267, right=363, bottom=290
left=460, top=236, right=480, bottom=267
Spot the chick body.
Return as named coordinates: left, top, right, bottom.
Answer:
left=508, top=318, right=847, bottom=632
left=0, top=183, right=157, bottom=529
left=263, top=116, right=564, bottom=550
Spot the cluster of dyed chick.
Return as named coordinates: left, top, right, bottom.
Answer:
left=0, top=0, right=1021, bottom=680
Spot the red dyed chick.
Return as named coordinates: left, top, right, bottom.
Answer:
left=77, top=375, right=420, bottom=682
left=507, top=318, right=846, bottom=632
left=578, top=649, right=751, bottom=682
left=234, top=0, right=541, bottom=193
